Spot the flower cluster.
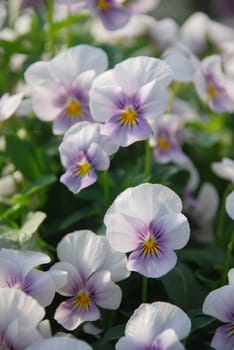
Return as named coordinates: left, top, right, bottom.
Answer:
left=1, top=1, right=234, bottom=349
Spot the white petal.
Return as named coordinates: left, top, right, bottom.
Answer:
left=57, top=230, right=107, bottom=279
left=48, top=45, right=108, bottom=83
left=157, top=213, right=190, bottom=250
left=113, top=56, right=172, bottom=94
left=25, top=336, right=92, bottom=350
left=125, top=302, right=191, bottom=342
left=0, top=248, right=50, bottom=278
left=88, top=271, right=122, bottom=309
left=105, top=214, right=145, bottom=253
left=0, top=288, right=45, bottom=330
left=203, top=285, right=234, bottom=323
left=100, top=237, right=130, bottom=282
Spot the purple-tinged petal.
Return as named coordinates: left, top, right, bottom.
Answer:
left=6, top=321, right=43, bottom=350
left=101, top=112, right=152, bottom=147
left=127, top=244, right=177, bottom=278
left=51, top=262, right=83, bottom=296
left=87, top=270, right=121, bottom=309
left=211, top=324, right=234, bottom=350
left=60, top=167, right=97, bottom=193
left=54, top=296, right=100, bottom=330
left=86, top=142, right=110, bottom=171
left=152, top=329, right=185, bottom=350
left=23, top=269, right=57, bottom=307
left=116, top=336, right=146, bottom=350
left=30, top=82, right=65, bottom=121
left=203, top=285, right=234, bottom=323
left=0, top=249, right=50, bottom=278
left=105, top=213, right=147, bottom=253
left=154, top=214, right=190, bottom=250
left=90, top=83, right=123, bottom=123
left=99, top=7, right=130, bottom=31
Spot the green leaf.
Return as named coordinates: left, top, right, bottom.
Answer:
left=161, top=262, right=206, bottom=309
left=6, top=135, right=51, bottom=181
left=102, top=324, right=125, bottom=342
left=12, top=175, right=56, bottom=206
left=187, top=309, right=215, bottom=333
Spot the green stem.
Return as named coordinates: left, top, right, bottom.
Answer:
left=216, top=183, right=233, bottom=246
left=102, top=170, right=110, bottom=208
left=142, top=276, right=148, bottom=303
left=144, top=140, right=151, bottom=178
left=46, top=0, right=55, bottom=57
left=221, top=231, right=234, bottom=285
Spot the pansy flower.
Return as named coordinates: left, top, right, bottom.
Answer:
left=0, top=288, right=45, bottom=349
left=194, top=55, right=234, bottom=112
left=89, top=56, right=172, bottom=147
left=104, top=183, right=190, bottom=278
left=52, top=230, right=129, bottom=330
left=149, top=113, right=187, bottom=164
left=0, top=248, right=67, bottom=307
left=116, top=301, right=191, bottom=350
left=59, top=121, right=118, bottom=194
left=24, top=45, right=108, bottom=134
left=203, top=269, right=234, bottom=350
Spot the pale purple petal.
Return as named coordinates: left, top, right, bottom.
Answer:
left=51, top=262, right=83, bottom=296
left=23, top=269, right=57, bottom=307
left=86, top=142, right=110, bottom=170
left=54, top=296, right=100, bottom=330
left=99, top=7, right=130, bottom=31
left=105, top=214, right=146, bottom=253
left=203, top=285, right=234, bottom=323
left=30, top=82, right=65, bottom=121
left=152, top=329, right=185, bottom=350
left=154, top=214, right=190, bottom=250
left=116, top=336, right=146, bottom=350
left=60, top=167, right=97, bottom=193
left=90, top=83, right=123, bottom=122
left=101, top=112, right=152, bottom=147
left=211, top=324, right=234, bottom=350
left=127, top=244, right=177, bottom=278
left=87, top=270, right=121, bottom=309
left=0, top=249, right=50, bottom=278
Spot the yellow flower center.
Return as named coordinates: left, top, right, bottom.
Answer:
left=142, top=238, right=159, bottom=255
left=74, top=291, right=90, bottom=309
left=158, top=137, right=169, bottom=150
left=76, top=161, right=91, bottom=177
left=97, top=0, right=110, bottom=10
left=119, top=108, right=138, bottom=126
left=66, top=99, right=82, bottom=118
left=207, top=84, right=218, bottom=98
